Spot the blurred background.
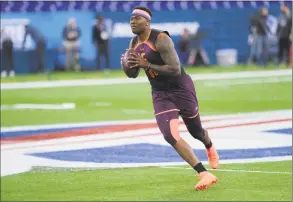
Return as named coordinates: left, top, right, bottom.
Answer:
left=1, top=0, right=292, bottom=77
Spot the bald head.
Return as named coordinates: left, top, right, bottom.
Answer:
left=68, top=17, right=77, bottom=27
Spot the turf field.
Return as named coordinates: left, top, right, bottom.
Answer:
left=1, top=66, right=292, bottom=126
left=1, top=161, right=292, bottom=201
left=1, top=65, right=292, bottom=201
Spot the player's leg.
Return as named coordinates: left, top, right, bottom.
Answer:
left=155, top=111, right=217, bottom=190
left=182, top=114, right=219, bottom=169
left=182, top=114, right=212, bottom=148
left=155, top=111, right=200, bottom=166
left=171, top=79, right=219, bottom=169
left=153, top=89, right=217, bottom=190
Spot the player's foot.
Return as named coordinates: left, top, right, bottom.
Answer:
left=194, top=171, right=218, bottom=191
left=206, top=145, right=219, bottom=169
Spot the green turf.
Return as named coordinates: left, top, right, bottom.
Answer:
left=1, top=75, right=291, bottom=126
left=0, top=64, right=287, bottom=83
left=1, top=67, right=292, bottom=201
left=1, top=161, right=292, bottom=201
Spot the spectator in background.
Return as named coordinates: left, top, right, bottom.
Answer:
left=178, top=28, right=190, bottom=66
left=288, top=31, right=292, bottom=68
left=92, top=15, right=110, bottom=71
left=266, top=13, right=279, bottom=65
left=247, top=13, right=259, bottom=64
left=277, top=4, right=292, bottom=67
left=254, top=7, right=270, bottom=67
left=1, top=29, right=14, bottom=77
left=22, top=24, right=46, bottom=73
left=289, top=31, right=293, bottom=68
left=63, top=17, right=81, bottom=72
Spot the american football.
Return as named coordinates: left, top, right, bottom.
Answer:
left=122, top=48, right=140, bottom=78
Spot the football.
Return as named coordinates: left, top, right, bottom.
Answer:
left=121, top=48, right=140, bottom=78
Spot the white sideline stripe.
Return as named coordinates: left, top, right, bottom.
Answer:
left=1, top=70, right=291, bottom=90
left=160, top=166, right=292, bottom=175
left=0, top=103, right=76, bottom=110
left=203, top=76, right=291, bottom=86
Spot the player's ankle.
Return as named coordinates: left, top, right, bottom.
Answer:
left=193, top=162, right=207, bottom=174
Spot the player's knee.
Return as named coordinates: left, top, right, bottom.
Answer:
left=158, top=121, right=178, bottom=146
left=156, top=112, right=179, bottom=146
left=183, top=116, right=205, bottom=141
left=189, top=127, right=205, bottom=142
left=162, top=131, right=177, bottom=146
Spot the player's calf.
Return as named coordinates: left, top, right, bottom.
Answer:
left=183, top=116, right=213, bottom=149
left=183, top=116, right=219, bottom=169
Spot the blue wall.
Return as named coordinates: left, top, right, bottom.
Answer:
left=0, top=1, right=289, bottom=74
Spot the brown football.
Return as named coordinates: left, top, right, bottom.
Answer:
left=121, top=48, right=139, bottom=78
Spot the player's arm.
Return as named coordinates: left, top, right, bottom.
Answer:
left=149, top=33, right=181, bottom=76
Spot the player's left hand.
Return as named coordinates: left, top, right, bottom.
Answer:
left=127, top=53, right=149, bottom=69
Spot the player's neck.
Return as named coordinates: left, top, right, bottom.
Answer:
left=138, top=28, right=151, bottom=43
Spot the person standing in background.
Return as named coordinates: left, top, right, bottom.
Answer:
left=247, top=13, right=259, bottom=64
left=254, top=7, right=270, bottom=67
left=63, top=17, right=81, bottom=72
left=1, top=29, right=14, bottom=77
left=92, top=15, right=110, bottom=72
left=277, top=4, right=292, bottom=67
left=22, top=24, right=46, bottom=73
left=289, top=31, right=292, bottom=68
left=178, top=28, right=190, bottom=66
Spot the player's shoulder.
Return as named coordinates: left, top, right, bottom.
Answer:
left=157, top=32, right=169, bottom=40
left=155, top=31, right=172, bottom=45
left=151, top=29, right=170, bottom=39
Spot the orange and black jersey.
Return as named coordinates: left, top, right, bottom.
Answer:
left=131, top=29, right=188, bottom=91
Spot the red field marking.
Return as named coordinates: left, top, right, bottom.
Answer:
left=1, top=117, right=236, bottom=143
left=1, top=118, right=291, bottom=151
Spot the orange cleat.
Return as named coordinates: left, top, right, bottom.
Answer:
left=194, top=171, right=218, bottom=191
left=206, top=145, right=219, bottom=169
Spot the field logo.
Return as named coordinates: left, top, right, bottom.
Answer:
left=1, top=111, right=292, bottom=176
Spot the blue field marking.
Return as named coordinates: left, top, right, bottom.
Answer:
left=265, top=128, right=292, bottom=135
left=0, top=125, right=105, bottom=138
left=27, top=144, right=292, bottom=163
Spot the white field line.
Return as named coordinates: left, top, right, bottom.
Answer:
left=203, top=76, right=291, bottom=86
left=160, top=166, right=292, bottom=175
left=1, top=70, right=291, bottom=90
left=1, top=103, right=76, bottom=110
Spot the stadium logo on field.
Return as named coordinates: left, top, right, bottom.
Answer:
left=1, top=111, right=292, bottom=171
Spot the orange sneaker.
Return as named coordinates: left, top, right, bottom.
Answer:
left=194, top=171, right=218, bottom=191
left=206, top=145, right=219, bottom=169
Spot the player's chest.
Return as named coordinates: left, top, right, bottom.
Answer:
left=134, top=43, right=161, bottom=63
left=134, top=43, right=161, bottom=79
